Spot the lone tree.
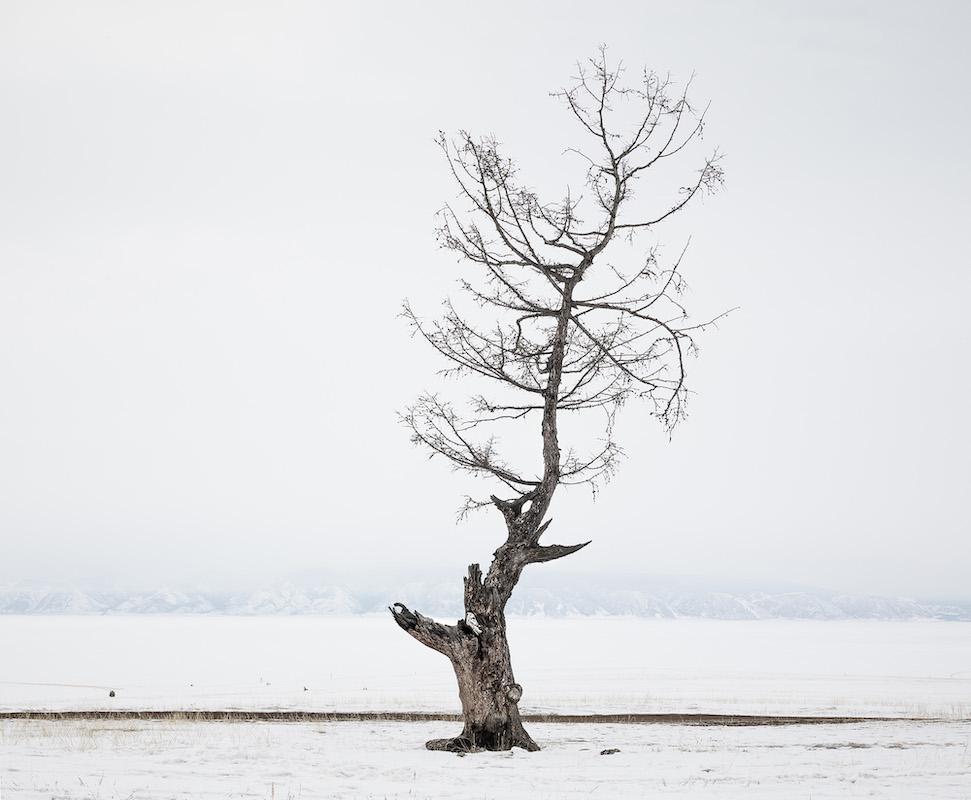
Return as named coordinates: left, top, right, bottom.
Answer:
left=390, top=51, right=726, bottom=752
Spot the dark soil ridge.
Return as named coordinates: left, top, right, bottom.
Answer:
left=0, top=710, right=953, bottom=725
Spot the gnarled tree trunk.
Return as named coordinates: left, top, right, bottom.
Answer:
left=391, top=534, right=588, bottom=751
left=447, top=636, right=535, bottom=752
left=391, top=563, right=539, bottom=752
left=391, top=279, right=588, bottom=752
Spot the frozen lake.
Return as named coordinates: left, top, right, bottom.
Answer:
left=2, top=616, right=970, bottom=718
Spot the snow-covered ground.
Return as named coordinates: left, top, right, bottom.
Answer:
left=2, top=718, right=969, bottom=799
left=2, top=616, right=970, bottom=718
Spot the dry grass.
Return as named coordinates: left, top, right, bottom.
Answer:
left=0, top=709, right=942, bottom=725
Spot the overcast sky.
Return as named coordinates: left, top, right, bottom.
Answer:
left=2, top=1, right=969, bottom=599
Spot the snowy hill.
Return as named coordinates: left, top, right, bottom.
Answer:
left=1, top=583, right=968, bottom=620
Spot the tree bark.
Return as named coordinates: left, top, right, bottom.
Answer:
left=391, top=561, right=540, bottom=752
left=433, top=611, right=537, bottom=752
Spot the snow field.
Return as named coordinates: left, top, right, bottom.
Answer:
left=2, top=718, right=969, bottom=799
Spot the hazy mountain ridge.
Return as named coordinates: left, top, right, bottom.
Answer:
left=2, top=584, right=969, bottom=620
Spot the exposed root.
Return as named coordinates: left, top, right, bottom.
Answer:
left=518, top=730, right=540, bottom=752
left=426, top=736, right=478, bottom=753
left=424, top=731, right=540, bottom=753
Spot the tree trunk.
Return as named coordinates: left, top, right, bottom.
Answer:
left=391, top=560, right=546, bottom=752
left=391, top=519, right=590, bottom=750
left=391, top=278, right=587, bottom=752
left=427, top=611, right=538, bottom=752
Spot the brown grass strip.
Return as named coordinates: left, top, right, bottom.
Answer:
left=0, top=710, right=941, bottom=726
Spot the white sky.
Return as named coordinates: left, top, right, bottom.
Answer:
left=2, top=1, right=969, bottom=598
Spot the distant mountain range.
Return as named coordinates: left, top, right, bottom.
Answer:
left=1, top=583, right=969, bottom=620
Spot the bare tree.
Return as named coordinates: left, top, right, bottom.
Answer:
left=390, top=49, right=726, bottom=752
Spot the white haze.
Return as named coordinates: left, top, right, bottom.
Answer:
left=1, top=1, right=969, bottom=600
